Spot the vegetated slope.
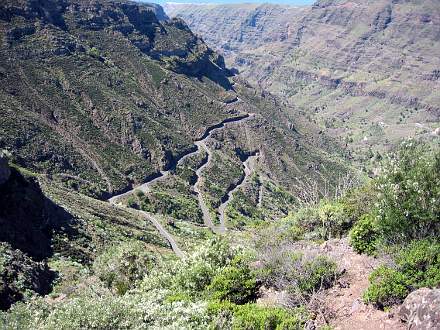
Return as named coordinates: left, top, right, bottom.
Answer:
left=0, top=157, right=168, bottom=309
left=0, top=0, right=351, bottom=202
left=165, top=0, right=440, bottom=162
left=0, top=0, right=242, bottom=198
left=0, top=0, right=355, bottom=315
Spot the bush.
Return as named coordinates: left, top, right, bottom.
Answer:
left=93, top=241, right=155, bottom=295
left=349, top=214, right=379, bottom=255
left=285, top=207, right=319, bottom=238
left=231, top=304, right=306, bottom=330
left=126, top=196, right=138, bottom=209
left=283, top=200, right=353, bottom=241
left=258, top=249, right=338, bottom=298
left=296, top=255, right=338, bottom=294
left=318, top=201, right=352, bottom=239
left=395, top=239, right=440, bottom=288
left=363, top=266, right=409, bottom=308
left=375, top=141, right=440, bottom=243
left=175, top=259, right=215, bottom=293
left=87, top=46, right=100, bottom=58
left=208, top=255, right=258, bottom=304
left=364, top=240, right=440, bottom=308
left=173, top=238, right=235, bottom=294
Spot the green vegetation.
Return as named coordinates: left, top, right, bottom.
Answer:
left=0, top=238, right=311, bottom=329
left=349, top=214, right=379, bottom=255
left=374, top=141, right=440, bottom=243
left=363, top=265, right=410, bottom=309
left=231, top=304, right=307, bottom=330
left=279, top=196, right=362, bottom=241
left=2, top=0, right=439, bottom=327
left=345, top=141, right=440, bottom=308
left=138, top=191, right=203, bottom=224
left=208, top=255, right=258, bottom=304
left=93, top=241, right=156, bottom=295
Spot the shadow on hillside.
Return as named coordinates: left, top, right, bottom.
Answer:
left=0, top=167, right=81, bottom=261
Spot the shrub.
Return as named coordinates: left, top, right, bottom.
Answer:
left=318, top=201, right=353, bottom=240
left=364, top=240, right=440, bottom=308
left=287, top=201, right=354, bottom=241
left=208, top=255, right=258, bottom=304
left=286, top=207, right=319, bottom=238
left=87, top=46, right=100, bottom=58
left=172, top=237, right=236, bottom=294
left=375, top=141, right=440, bottom=243
left=340, top=181, right=378, bottom=223
left=296, top=255, right=338, bottom=294
left=231, top=304, right=306, bottom=330
left=258, top=249, right=338, bottom=298
left=349, top=214, right=379, bottom=255
left=126, top=196, right=138, bottom=209
left=363, top=266, right=409, bottom=308
left=395, top=239, right=440, bottom=288
left=175, top=259, right=215, bottom=293
left=134, top=190, right=144, bottom=198
left=93, top=241, right=155, bottom=295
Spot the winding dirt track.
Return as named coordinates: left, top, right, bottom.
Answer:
left=108, top=112, right=256, bottom=255
left=193, top=140, right=216, bottom=229
left=217, top=154, right=258, bottom=233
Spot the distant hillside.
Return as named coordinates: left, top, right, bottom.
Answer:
left=165, top=0, right=440, bottom=161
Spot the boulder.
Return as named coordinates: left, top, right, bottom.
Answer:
left=399, top=288, right=440, bottom=329
left=0, top=156, right=10, bottom=185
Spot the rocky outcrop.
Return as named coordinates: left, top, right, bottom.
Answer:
left=399, top=288, right=440, bottom=329
left=0, top=167, right=75, bottom=260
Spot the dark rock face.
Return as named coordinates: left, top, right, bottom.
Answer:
left=0, top=167, right=75, bottom=261
left=399, top=288, right=440, bottom=329
left=0, top=157, right=10, bottom=185
left=0, top=166, right=81, bottom=309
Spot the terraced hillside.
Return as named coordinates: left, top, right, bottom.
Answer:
left=165, top=0, right=440, bottom=162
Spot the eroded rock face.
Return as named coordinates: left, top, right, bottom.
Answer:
left=399, top=288, right=440, bottom=330
left=0, top=157, right=10, bottom=185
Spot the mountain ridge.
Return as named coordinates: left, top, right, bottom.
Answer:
left=165, top=0, right=440, bottom=162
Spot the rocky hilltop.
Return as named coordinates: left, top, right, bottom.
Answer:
left=165, top=0, right=440, bottom=160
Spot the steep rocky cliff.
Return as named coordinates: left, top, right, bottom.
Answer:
left=165, top=0, right=440, bottom=160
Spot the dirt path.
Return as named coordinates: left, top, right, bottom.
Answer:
left=108, top=113, right=253, bottom=204
left=321, top=239, right=404, bottom=330
left=137, top=210, right=184, bottom=258
left=192, top=114, right=256, bottom=233
left=218, top=153, right=258, bottom=233
left=193, top=140, right=216, bottom=230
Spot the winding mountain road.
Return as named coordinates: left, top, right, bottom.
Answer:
left=217, top=153, right=258, bottom=233
left=108, top=111, right=256, bottom=255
